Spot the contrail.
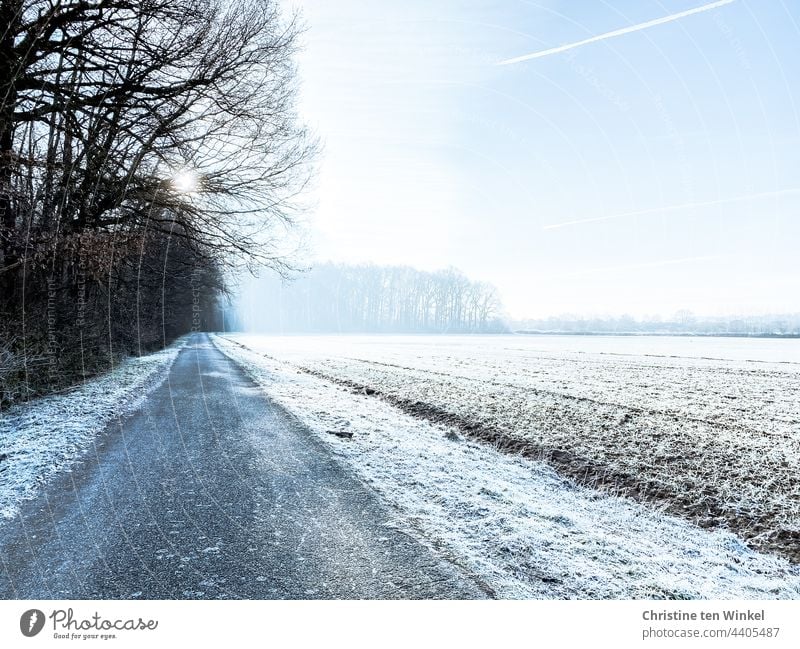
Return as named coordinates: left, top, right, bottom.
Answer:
left=543, top=188, right=800, bottom=231
left=499, top=0, right=736, bottom=65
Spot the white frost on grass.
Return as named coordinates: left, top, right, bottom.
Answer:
left=213, top=334, right=800, bottom=599
left=216, top=333, right=800, bottom=560
left=0, top=341, right=183, bottom=518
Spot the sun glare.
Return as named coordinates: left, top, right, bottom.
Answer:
left=172, top=169, right=200, bottom=193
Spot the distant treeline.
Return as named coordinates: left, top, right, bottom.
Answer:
left=512, top=311, right=800, bottom=336
left=232, top=263, right=508, bottom=333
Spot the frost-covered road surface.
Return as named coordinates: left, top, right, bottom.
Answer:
left=0, top=334, right=485, bottom=599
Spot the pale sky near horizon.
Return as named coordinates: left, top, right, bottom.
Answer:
left=286, top=0, right=800, bottom=319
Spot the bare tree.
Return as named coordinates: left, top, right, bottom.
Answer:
left=2, top=0, right=314, bottom=269
left=0, top=0, right=314, bottom=405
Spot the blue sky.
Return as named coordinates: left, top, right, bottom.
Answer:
left=288, top=0, right=800, bottom=318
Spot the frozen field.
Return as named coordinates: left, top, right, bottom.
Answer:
left=214, top=333, right=800, bottom=598
left=218, top=333, right=800, bottom=569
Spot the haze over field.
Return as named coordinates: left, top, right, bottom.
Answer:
left=284, top=0, right=800, bottom=320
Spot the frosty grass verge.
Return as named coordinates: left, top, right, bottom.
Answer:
left=213, top=334, right=800, bottom=599
left=0, top=340, right=183, bottom=518
left=214, top=334, right=800, bottom=563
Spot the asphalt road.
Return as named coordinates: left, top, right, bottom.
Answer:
left=0, top=334, right=486, bottom=599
